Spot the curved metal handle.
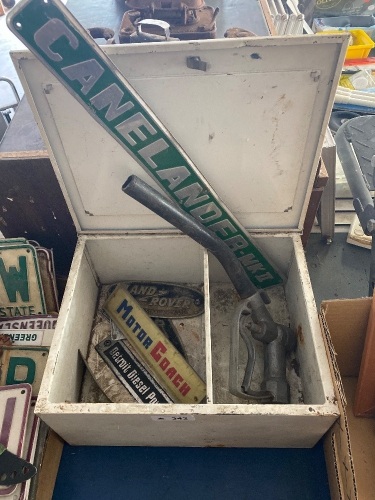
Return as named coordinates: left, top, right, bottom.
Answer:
left=123, top=175, right=262, bottom=300
left=229, top=298, right=296, bottom=403
left=229, top=301, right=274, bottom=402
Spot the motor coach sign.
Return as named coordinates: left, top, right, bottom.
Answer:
left=104, top=285, right=206, bottom=404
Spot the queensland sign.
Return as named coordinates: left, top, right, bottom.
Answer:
left=0, top=314, right=57, bottom=330
left=0, top=242, right=47, bottom=318
left=7, top=0, right=282, bottom=289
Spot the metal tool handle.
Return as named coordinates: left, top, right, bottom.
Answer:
left=130, top=19, right=180, bottom=42
left=122, top=175, right=265, bottom=301
left=229, top=301, right=274, bottom=401
left=230, top=297, right=296, bottom=403
left=122, top=175, right=296, bottom=403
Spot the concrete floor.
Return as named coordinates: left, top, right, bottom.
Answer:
left=306, top=232, right=370, bottom=306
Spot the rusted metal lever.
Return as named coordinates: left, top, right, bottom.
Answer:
left=122, top=175, right=296, bottom=403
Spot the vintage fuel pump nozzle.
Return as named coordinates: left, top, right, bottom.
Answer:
left=230, top=296, right=296, bottom=403
left=122, top=175, right=296, bottom=403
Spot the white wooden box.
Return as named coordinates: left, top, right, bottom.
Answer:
left=12, top=34, right=346, bottom=447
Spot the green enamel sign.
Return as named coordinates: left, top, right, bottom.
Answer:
left=7, top=0, right=282, bottom=289
left=0, top=243, right=47, bottom=317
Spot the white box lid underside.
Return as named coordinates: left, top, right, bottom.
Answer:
left=12, top=35, right=346, bottom=233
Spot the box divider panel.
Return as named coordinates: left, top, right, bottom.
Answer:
left=203, top=250, right=213, bottom=404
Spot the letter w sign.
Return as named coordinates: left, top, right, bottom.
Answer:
left=0, top=244, right=46, bottom=316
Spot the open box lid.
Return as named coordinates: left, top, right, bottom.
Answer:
left=11, top=34, right=346, bottom=234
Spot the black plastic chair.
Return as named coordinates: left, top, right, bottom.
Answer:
left=335, top=115, right=375, bottom=295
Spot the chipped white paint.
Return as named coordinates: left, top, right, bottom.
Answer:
left=34, top=233, right=339, bottom=447
left=10, top=35, right=347, bottom=447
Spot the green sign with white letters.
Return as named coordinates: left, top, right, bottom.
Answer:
left=7, top=0, right=282, bottom=288
left=1, top=346, right=49, bottom=397
left=0, top=243, right=46, bottom=317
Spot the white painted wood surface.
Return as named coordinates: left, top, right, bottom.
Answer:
left=11, top=35, right=346, bottom=447
left=12, top=35, right=347, bottom=233
left=35, top=233, right=339, bottom=447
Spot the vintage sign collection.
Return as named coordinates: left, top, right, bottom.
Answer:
left=0, top=238, right=58, bottom=495
left=82, top=282, right=207, bottom=405
left=3, top=0, right=299, bottom=411
left=104, top=285, right=206, bottom=403
left=0, top=0, right=333, bottom=472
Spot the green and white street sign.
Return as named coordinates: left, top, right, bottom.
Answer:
left=7, top=0, right=282, bottom=288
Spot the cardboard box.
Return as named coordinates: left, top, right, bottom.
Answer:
left=11, top=33, right=347, bottom=447
left=321, top=298, right=375, bottom=499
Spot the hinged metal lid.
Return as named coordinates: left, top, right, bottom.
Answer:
left=12, top=35, right=346, bottom=233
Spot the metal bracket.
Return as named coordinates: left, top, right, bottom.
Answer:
left=310, top=70, right=321, bottom=82
left=43, top=83, right=53, bottom=94
left=186, top=56, right=207, bottom=72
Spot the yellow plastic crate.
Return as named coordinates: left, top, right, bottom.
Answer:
left=319, top=29, right=374, bottom=60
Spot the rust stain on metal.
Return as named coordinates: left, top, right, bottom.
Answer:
left=190, top=330, right=200, bottom=342
left=297, top=325, right=304, bottom=344
left=0, top=334, right=13, bottom=346
left=290, top=358, right=300, bottom=377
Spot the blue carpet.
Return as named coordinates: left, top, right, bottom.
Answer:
left=53, top=440, right=330, bottom=499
